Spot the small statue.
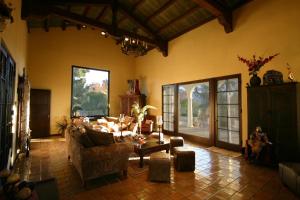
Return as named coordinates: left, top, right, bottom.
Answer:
left=286, top=63, right=295, bottom=82
left=248, top=126, right=270, bottom=160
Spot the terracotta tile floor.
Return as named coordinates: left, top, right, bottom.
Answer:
left=13, top=136, right=299, bottom=200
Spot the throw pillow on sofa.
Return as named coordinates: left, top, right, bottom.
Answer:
left=71, top=129, right=95, bottom=148
left=78, top=133, right=95, bottom=148
left=85, top=127, right=115, bottom=146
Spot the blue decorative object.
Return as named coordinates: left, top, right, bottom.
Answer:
left=263, top=70, right=283, bottom=85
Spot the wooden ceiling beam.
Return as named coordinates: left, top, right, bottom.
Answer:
left=28, top=0, right=112, bottom=6
left=118, top=2, right=160, bottom=40
left=96, top=6, right=107, bottom=21
left=145, top=0, right=175, bottom=23
left=157, top=5, right=199, bottom=33
left=61, top=20, right=67, bottom=30
left=192, top=0, right=232, bottom=33
left=117, top=0, right=146, bottom=24
left=82, top=6, right=91, bottom=17
left=44, top=18, right=49, bottom=32
left=47, top=7, right=165, bottom=48
left=168, top=15, right=215, bottom=41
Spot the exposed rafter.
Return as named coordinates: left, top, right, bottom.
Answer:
left=96, top=6, right=107, bottom=21
left=157, top=5, right=199, bottom=33
left=117, top=0, right=146, bottom=24
left=169, top=15, right=215, bottom=40
left=44, top=18, right=49, bottom=32
left=118, top=2, right=161, bottom=40
left=40, top=7, right=168, bottom=56
left=27, top=0, right=112, bottom=6
left=192, top=0, right=233, bottom=33
left=145, top=0, right=175, bottom=23
left=82, top=6, right=91, bottom=17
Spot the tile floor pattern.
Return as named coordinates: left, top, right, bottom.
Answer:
left=13, top=136, right=299, bottom=200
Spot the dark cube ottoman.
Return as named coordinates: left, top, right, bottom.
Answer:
left=149, top=152, right=171, bottom=182
left=174, top=147, right=195, bottom=171
left=170, top=136, right=184, bottom=155
left=279, top=162, right=300, bottom=196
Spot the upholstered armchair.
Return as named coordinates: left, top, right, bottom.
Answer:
left=141, top=119, right=153, bottom=133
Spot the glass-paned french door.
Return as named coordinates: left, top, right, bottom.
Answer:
left=216, top=77, right=241, bottom=149
left=162, top=85, right=175, bottom=132
left=178, top=82, right=210, bottom=139
left=162, top=74, right=241, bottom=151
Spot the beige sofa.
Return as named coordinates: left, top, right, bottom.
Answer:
left=66, top=127, right=133, bottom=186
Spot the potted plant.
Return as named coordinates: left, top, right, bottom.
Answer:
left=56, top=116, right=68, bottom=137
left=131, top=102, right=156, bottom=134
left=0, top=0, right=13, bottom=32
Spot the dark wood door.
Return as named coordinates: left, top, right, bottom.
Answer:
left=270, top=85, right=297, bottom=161
left=30, top=89, right=51, bottom=138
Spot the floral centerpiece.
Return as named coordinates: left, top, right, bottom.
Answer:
left=237, top=53, right=279, bottom=86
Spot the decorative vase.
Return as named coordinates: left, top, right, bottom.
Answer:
left=134, top=79, right=141, bottom=95
left=250, top=74, right=261, bottom=87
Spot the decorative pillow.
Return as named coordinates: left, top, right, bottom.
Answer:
left=128, top=123, right=138, bottom=134
left=72, top=129, right=94, bottom=148
left=99, top=125, right=110, bottom=133
left=106, top=122, right=115, bottom=132
left=97, top=118, right=108, bottom=125
left=117, top=122, right=128, bottom=130
left=85, top=128, right=115, bottom=146
left=111, top=124, right=120, bottom=132
left=124, top=116, right=134, bottom=125
left=105, top=116, right=119, bottom=123
left=79, top=133, right=94, bottom=148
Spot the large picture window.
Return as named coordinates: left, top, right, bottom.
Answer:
left=71, top=66, right=109, bottom=117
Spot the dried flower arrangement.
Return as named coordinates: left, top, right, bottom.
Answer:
left=237, top=53, right=279, bottom=75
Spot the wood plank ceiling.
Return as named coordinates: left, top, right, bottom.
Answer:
left=22, top=0, right=250, bottom=56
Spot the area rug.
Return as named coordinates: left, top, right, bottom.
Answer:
left=128, top=158, right=149, bottom=177
left=207, top=146, right=241, bottom=158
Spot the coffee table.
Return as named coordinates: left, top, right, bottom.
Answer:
left=134, top=139, right=170, bottom=167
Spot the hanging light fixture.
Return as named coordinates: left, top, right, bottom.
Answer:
left=121, top=36, right=148, bottom=57
left=0, top=0, right=13, bottom=32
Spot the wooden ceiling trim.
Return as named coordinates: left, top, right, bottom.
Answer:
left=31, top=0, right=112, bottom=6
left=96, top=6, right=108, bottom=21
left=118, top=2, right=163, bottom=40
left=47, top=7, right=166, bottom=51
left=82, top=6, right=91, bottom=17
left=117, top=0, right=146, bottom=24
left=157, top=5, right=199, bottom=33
left=44, top=18, right=49, bottom=32
left=168, top=15, right=215, bottom=40
left=145, top=0, right=176, bottom=23
left=61, top=20, right=67, bottom=30
left=192, top=0, right=232, bottom=33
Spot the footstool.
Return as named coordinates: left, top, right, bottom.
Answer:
left=149, top=152, right=171, bottom=182
left=279, top=162, right=300, bottom=195
left=174, top=147, right=195, bottom=171
left=170, top=136, right=184, bottom=155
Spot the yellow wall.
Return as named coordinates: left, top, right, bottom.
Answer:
left=27, top=28, right=135, bottom=134
left=135, top=0, right=300, bottom=145
left=0, top=0, right=28, bottom=162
